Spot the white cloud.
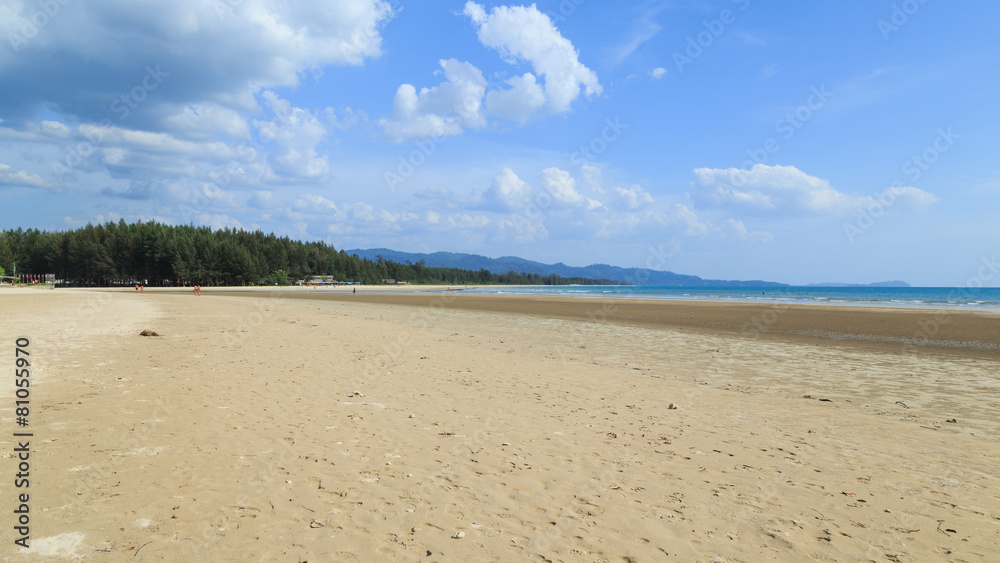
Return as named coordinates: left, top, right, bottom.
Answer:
left=448, top=213, right=491, bottom=229
left=540, top=167, right=602, bottom=209
left=691, top=164, right=937, bottom=215
left=614, top=185, right=654, bottom=210
left=580, top=164, right=604, bottom=194
left=719, top=218, right=773, bottom=243
left=650, top=67, right=667, bottom=80
left=415, top=185, right=458, bottom=202
left=0, top=163, right=53, bottom=190
left=673, top=203, right=709, bottom=237
left=296, top=194, right=339, bottom=211
left=379, top=59, right=487, bottom=141
left=496, top=214, right=549, bottom=243
left=40, top=121, right=71, bottom=137
left=484, top=73, right=547, bottom=123
left=254, top=91, right=330, bottom=181
left=379, top=3, right=600, bottom=136
left=592, top=201, right=771, bottom=244
left=692, top=164, right=846, bottom=212
left=162, top=103, right=252, bottom=141
left=671, top=204, right=772, bottom=242
left=883, top=186, right=938, bottom=210
left=0, top=0, right=396, bottom=124
left=323, top=106, right=365, bottom=131
left=345, top=202, right=375, bottom=222
left=464, top=2, right=601, bottom=115
left=483, top=168, right=532, bottom=210
left=0, top=1, right=397, bottom=230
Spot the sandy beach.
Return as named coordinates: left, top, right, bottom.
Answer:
left=2, top=287, right=999, bottom=561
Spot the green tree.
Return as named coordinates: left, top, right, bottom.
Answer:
left=0, top=221, right=624, bottom=287
left=267, top=269, right=290, bottom=286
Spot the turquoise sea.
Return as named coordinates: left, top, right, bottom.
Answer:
left=457, top=286, right=1000, bottom=311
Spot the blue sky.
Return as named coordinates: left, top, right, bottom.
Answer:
left=1, top=0, right=998, bottom=285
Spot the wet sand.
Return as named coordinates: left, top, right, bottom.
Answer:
left=217, top=290, right=1000, bottom=359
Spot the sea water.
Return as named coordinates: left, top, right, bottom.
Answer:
left=458, top=286, right=1000, bottom=311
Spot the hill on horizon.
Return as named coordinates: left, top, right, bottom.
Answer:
left=346, top=248, right=790, bottom=288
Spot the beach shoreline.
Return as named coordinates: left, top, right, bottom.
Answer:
left=202, top=289, right=1000, bottom=360
left=37, top=285, right=1000, bottom=357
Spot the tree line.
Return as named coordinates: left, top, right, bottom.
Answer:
left=0, top=221, right=623, bottom=287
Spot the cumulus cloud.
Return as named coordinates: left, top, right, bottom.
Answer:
left=448, top=213, right=490, bottom=229
left=379, top=59, right=487, bottom=141
left=540, top=167, right=602, bottom=209
left=483, top=168, right=532, bottom=211
left=415, top=185, right=458, bottom=201
left=0, top=0, right=394, bottom=125
left=0, top=0, right=397, bottom=227
left=670, top=204, right=771, bottom=242
left=691, top=164, right=937, bottom=215
left=719, top=218, right=773, bottom=243
left=464, top=2, right=601, bottom=115
left=295, top=194, right=339, bottom=211
left=614, top=185, right=654, bottom=210
left=879, top=186, right=938, bottom=210
left=650, top=67, right=667, bottom=80
left=40, top=120, right=71, bottom=137
left=254, top=91, right=331, bottom=181
left=579, top=164, right=615, bottom=197
left=496, top=214, right=549, bottom=244
left=379, top=3, right=600, bottom=136
left=162, top=103, right=252, bottom=142
left=590, top=201, right=770, bottom=245
left=484, top=73, right=547, bottom=123
left=673, top=203, right=709, bottom=237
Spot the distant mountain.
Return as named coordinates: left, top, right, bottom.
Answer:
left=346, top=248, right=790, bottom=288
left=806, top=281, right=911, bottom=288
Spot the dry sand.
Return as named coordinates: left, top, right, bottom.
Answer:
left=2, top=287, right=999, bottom=561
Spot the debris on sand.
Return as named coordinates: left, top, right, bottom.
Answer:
left=139, top=330, right=160, bottom=337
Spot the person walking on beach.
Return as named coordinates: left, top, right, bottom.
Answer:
left=353, top=286, right=356, bottom=295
